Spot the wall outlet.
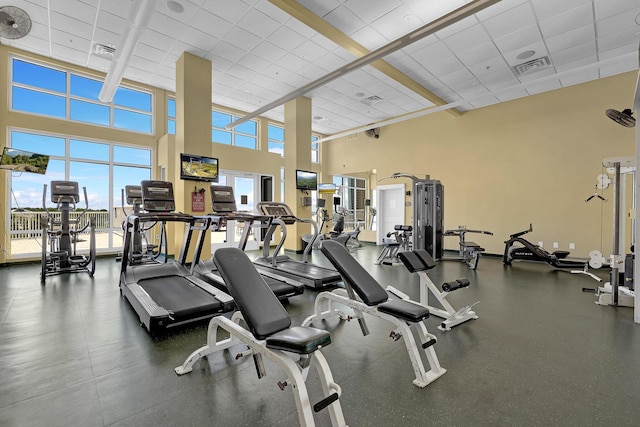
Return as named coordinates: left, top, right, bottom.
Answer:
left=538, top=241, right=544, bottom=247
left=553, top=242, right=559, bottom=249
left=569, top=243, right=575, bottom=250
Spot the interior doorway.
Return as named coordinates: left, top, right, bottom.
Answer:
left=376, top=184, right=405, bottom=245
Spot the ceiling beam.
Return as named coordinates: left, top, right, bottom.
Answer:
left=269, top=0, right=459, bottom=116
left=227, top=0, right=501, bottom=130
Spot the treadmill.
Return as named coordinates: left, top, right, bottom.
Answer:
left=119, top=180, right=234, bottom=334
left=189, top=185, right=304, bottom=299
left=254, top=202, right=342, bottom=289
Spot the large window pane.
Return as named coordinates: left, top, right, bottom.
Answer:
left=268, top=125, right=284, bottom=141
left=114, top=87, right=152, bottom=112
left=12, top=59, right=66, bottom=92
left=235, top=119, right=257, bottom=135
left=12, top=159, right=65, bottom=209
left=168, top=120, right=176, bottom=135
left=235, top=134, right=256, bottom=149
left=113, top=165, right=152, bottom=207
left=168, top=99, right=176, bottom=118
left=212, top=111, right=232, bottom=128
left=70, top=99, right=110, bottom=126
left=114, top=108, right=152, bottom=133
left=12, top=87, right=66, bottom=118
left=70, top=161, right=109, bottom=211
left=10, top=131, right=66, bottom=156
left=70, top=140, right=109, bottom=161
left=268, top=141, right=284, bottom=156
left=213, top=129, right=232, bottom=145
left=113, top=146, right=151, bottom=165
left=70, top=74, right=102, bottom=100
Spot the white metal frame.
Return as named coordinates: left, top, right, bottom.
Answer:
left=302, top=288, right=446, bottom=388
left=175, top=312, right=347, bottom=427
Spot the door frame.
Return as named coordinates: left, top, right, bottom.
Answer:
left=376, top=184, right=405, bottom=245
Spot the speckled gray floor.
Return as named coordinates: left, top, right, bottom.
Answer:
left=1, top=245, right=639, bottom=426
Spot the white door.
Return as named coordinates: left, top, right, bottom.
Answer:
left=376, top=184, right=405, bottom=245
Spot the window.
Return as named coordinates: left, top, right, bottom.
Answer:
left=212, top=109, right=257, bottom=149
left=280, top=167, right=285, bottom=203
left=168, top=98, right=176, bottom=135
left=11, top=57, right=153, bottom=134
left=268, top=124, right=284, bottom=156
left=8, top=130, right=152, bottom=258
left=332, top=175, right=366, bottom=229
left=312, top=135, right=320, bottom=163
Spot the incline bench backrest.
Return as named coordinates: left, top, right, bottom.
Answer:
left=321, top=240, right=388, bottom=306
left=398, top=250, right=437, bottom=273
left=213, top=247, right=291, bottom=340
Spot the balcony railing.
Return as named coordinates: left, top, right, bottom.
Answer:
left=10, top=210, right=111, bottom=239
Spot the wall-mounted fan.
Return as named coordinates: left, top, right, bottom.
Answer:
left=364, top=128, right=380, bottom=139
left=0, top=6, right=32, bottom=40
left=605, top=108, right=636, bottom=128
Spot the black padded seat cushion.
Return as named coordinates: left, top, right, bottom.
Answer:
left=266, top=326, right=331, bottom=354
left=321, top=240, right=388, bottom=306
left=460, top=241, right=483, bottom=250
left=377, top=299, right=430, bottom=322
left=398, top=250, right=437, bottom=273
left=213, top=248, right=291, bottom=340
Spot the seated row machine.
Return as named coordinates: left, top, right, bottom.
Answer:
left=375, top=224, right=413, bottom=265
left=175, top=248, right=347, bottom=427
left=40, top=181, right=96, bottom=283
left=304, top=240, right=446, bottom=388
left=397, top=250, right=479, bottom=331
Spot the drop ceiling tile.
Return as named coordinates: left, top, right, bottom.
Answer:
left=96, top=12, right=127, bottom=38
left=253, top=0, right=292, bottom=23
left=315, top=52, right=349, bottom=72
left=526, top=78, right=561, bottom=95
left=292, top=39, right=329, bottom=62
left=410, top=40, right=454, bottom=64
left=481, top=2, right=537, bottom=39
left=343, top=0, right=402, bottom=25
left=51, top=0, right=97, bottom=23
left=596, top=7, right=640, bottom=38
left=156, top=64, right=177, bottom=79
left=403, top=0, right=470, bottom=23
left=136, top=44, right=169, bottom=64
left=155, top=0, right=202, bottom=25
left=236, top=54, right=271, bottom=74
left=467, top=56, right=511, bottom=78
left=150, top=75, right=175, bottom=91
left=180, top=27, right=218, bottom=53
left=296, top=0, right=341, bottom=18
left=97, top=0, right=133, bottom=19
left=50, top=43, right=89, bottom=64
left=493, top=25, right=543, bottom=54
left=222, top=26, right=262, bottom=52
left=349, top=26, right=389, bottom=50
left=125, top=66, right=153, bottom=83
left=442, top=24, right=491, bottom=53
left=128, top=55, right=158, bottom=73
left=148, top=10, right=186, bottom=40
left=87, top=54, right=112, bottom=72
left=496, top=87, right=529, bottom=102
left=250, top=40, right=288, bottom=63
left=539, top=3, right=593, bottom=39
left=426, top=56, right=465, bottom=75
left=190, top=9, right=234, bottom=39
left=599, top=56, right=637, bottom=78
left=434, top=15, right=479, bottom=40
left=594, top=0, right=640, bottom=20
left=211, top=56, right=234, bottom=74
left=50, top=12, right=93, bottom=39
left=475, top=0, right=528, bottom=20
left=369, top=5, right=422, bottom=40
left=560, top=68, right=600, bottom=87
left=597, top=28, right=639, bottom=54
left=545, top=24, right=595, bottom=54
left=237, top=8, right=281, bottom=39
left=550, top=41, right=597, bottom=67
left=438, top=68, right=476, bottom=86
left=265, top=26, right=307, bottom=51
left=139, top=29, right=176, bottom=52
left=201, top=0, right=252, bottom=24
left=50, top=28, right=91, bottom=53
left=456, top=41, right=502, bottom=66
left=530, top=0, right=589, bottom=21
left=324, top=5, right=367, bottom=35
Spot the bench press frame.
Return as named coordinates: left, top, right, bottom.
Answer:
left=176, top=312, right=346, bottom=427
left=398, top=250, right=479, bottom=331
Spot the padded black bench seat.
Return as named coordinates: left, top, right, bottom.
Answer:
left=398, top=250, right=436, bottom=273
left=266, top=326, right=331, bottom=354
left=377, top=299, right=429, bottom=322
left=460, top=241, right=483, bottom=251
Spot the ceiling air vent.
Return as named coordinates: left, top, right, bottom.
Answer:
left=511, top=56, right=551, bottom=77
left=361, top=95, right=384, bottom=106
left=93, top=42, right=115, bottom=57
left=347, top=133, right=358, bottom=140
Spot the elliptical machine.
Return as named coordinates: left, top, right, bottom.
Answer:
left=503, top=224, right=586, bottom=269
left=41, top=181, right=96, bottom=283
left=116, top=185, right=166, bottom=265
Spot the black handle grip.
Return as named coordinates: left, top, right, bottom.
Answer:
left=313, top=392, right=339, bottom=412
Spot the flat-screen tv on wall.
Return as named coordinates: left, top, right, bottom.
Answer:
left=0, top=147, right=50, bottom=174
left=295, top=169, right=318, bottom=191
left=180, top=153, right=219, bottom=182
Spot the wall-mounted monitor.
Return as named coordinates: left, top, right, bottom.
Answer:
left=180, top=153, right=219, bottom=182
left=0, top=147, right=49, bottom=174
left=295, top=169, right=318, bottom=191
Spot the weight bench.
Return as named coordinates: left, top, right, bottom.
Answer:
left=459, top=241, right=484, bottom=270
left=175, top=247, right=347, bottom=427
left=375, top=225, right=412, bottom=265
left=397, top=250, right=478, bottom=331
left=303, top=240, right=446, bottom=388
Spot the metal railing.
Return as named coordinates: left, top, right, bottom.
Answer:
left=10, top=210, right=111, bottom=239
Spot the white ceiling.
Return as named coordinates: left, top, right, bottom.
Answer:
left=1, top=0, right=639, bottom=135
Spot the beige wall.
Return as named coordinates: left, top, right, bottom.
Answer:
left=323, top=72, right=637, bottom=257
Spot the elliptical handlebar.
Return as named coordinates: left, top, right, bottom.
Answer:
left=509, top=223, right=533, bottom=239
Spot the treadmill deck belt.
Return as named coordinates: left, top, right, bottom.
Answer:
left=138, top=276, right=222, bottom=317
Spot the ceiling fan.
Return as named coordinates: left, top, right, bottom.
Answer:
left=605, top=108, right=636, bottom=128
left=0, top=6, right=32, bottom=40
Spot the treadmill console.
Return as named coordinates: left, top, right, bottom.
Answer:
left=210, top=185, right=237, bottom=213
left=125, top=185, right=143, bottom=206
left=51, top=181, right=80, bottom=203
left=257, top=202, right=297, bottom=224
left=140, top=180, right=175, bottom=212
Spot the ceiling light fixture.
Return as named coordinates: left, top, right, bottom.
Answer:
left=225, top=0, right=500, bottom=130
left=516, top=50, right=536, bottom=60
left=98, top=0, right=155, bottom=102
left=166, top=1, right=184, bottom=14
